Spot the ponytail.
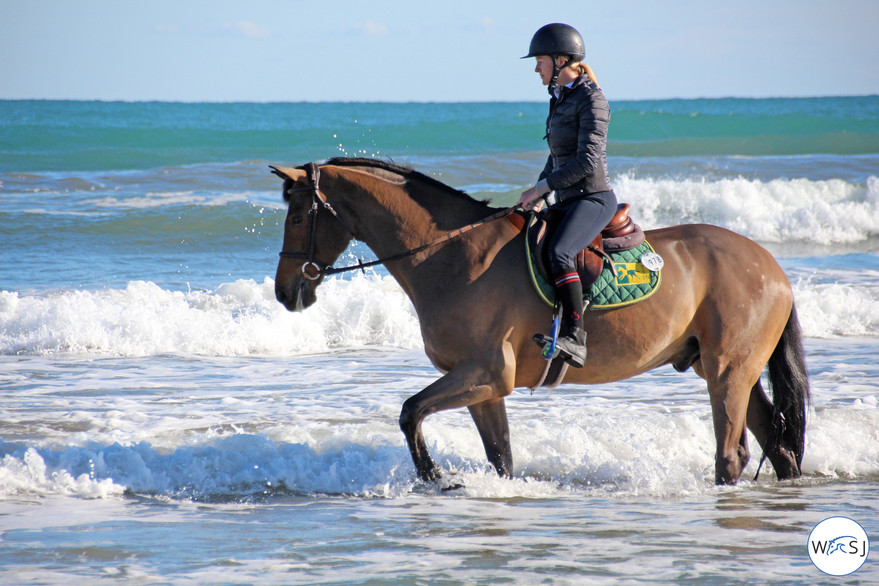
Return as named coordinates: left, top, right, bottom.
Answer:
left=578, top=63, right=600, bottom=87
left=556, top=56, right=601, bottom=88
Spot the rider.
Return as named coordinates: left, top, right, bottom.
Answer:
left=518, top=23, right=618, bottom=368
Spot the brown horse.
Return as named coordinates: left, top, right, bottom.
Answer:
left=271, top=157, right=810, bottom=486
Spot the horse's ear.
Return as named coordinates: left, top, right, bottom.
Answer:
left=269, top=165, right=308, bottom=182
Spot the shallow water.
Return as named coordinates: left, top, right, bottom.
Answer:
left=1, top=337, right=878, bottom=583
left=2, top=481, right=876, bottom=584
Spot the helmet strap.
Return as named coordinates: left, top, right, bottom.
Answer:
left=547, top=56, right=574, bottom=96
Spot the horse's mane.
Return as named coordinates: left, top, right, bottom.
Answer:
left=325, top=157, right=491, bottom=207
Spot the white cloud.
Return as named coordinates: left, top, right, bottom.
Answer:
left=479, top=17, right=496, bottom=30
left=356, top=20, right=389, bottom=36
left=223, top=21, right=271, bottom=39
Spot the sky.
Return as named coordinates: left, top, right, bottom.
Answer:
left=1, top=0, right=877, bottom=102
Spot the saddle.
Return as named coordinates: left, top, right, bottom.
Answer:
left=528, top=203, right=645, bottom=289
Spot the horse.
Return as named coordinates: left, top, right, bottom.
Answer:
left=270, top=157, right=810, bottom=486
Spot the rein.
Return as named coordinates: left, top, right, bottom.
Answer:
left=278, top=162, right=518, bottom=280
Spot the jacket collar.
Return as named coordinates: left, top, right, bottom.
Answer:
left=552, top=74, right=591, bottom=101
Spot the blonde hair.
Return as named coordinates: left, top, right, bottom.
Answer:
left=574, top=63, right=600, bottom=87
left=555, top=55, right=600, bottom=87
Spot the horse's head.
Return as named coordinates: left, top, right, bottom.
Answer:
left=271, top=164, right=354, bottom=311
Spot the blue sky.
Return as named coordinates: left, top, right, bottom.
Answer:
left=1, top=0, right=876, bottom=102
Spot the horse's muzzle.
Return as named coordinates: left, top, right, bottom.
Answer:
left=275, top=278, right=315, bottom=312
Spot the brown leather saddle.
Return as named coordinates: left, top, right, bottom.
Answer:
left=528, top=203, right=645, bottom=289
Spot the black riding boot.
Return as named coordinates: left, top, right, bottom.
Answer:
left=553, top=269, right=588, bottom=368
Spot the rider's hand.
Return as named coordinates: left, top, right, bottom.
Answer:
left=518, top=187, right=543, bottom=211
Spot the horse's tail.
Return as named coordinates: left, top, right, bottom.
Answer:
left=766, top=302, right=811, bottom=470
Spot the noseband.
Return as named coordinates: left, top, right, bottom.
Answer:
left=278, top=162, right=518, bottom=279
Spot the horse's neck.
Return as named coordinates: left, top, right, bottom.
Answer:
left=329, top=167, right=487, bottom=255
left=327, top=166, right=505, bottom=300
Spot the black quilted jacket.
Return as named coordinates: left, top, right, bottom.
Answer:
left=538, top=74, right=612, bottom=200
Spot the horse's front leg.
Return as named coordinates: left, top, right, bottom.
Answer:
left=399, top=364, right=510, bottom=482
left=468, top=398, right=512, bottom=478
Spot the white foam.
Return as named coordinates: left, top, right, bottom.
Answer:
left=85, top=191, right=254, bottom=209
left=616, top=175, right=879, bottom=244
left=804, top=405, right=879, bottom=478
left=0, top=274, right=423, bottom=357
left=1, top=394, right=875, bottom=500
left=2, top=263, right=876, bottom=358
left=0, top=447, right=125, bottom=498
left=793, top=276, right=879, bottom=338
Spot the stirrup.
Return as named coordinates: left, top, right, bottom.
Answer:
left=532, top=310, right=562, bottom=360
left=532, top=333, right=560, bottom=360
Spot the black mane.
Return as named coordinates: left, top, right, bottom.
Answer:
left=324, top=157, right=491, bottom=207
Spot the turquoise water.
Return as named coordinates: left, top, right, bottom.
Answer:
left=1, top=98, right=878, bottom=583
left=2, top=97, right=878, bottom=172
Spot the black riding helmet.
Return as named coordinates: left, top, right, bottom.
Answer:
left=523, top=23, right=585, bottom=95
left=522, top=23, right=585, bottom=61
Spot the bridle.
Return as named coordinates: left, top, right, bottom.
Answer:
left=278, top=162, right=356, bottom=280
left=277, top=162, right=518, bottom=280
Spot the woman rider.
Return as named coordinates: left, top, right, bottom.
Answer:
left=518, top=23, right=618, bottom=368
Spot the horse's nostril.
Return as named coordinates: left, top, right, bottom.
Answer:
left=275, top=281, right=293, bottom=305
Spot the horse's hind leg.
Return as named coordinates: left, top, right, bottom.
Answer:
left=746, top=307, right=810, bottom=480
left=746, top=380, right=800, bottom=480
left=468, top=398, right=513, bottom=478
left=697, top=358, right=756, bottom=484
left=709, top=387, right=751, bottom=485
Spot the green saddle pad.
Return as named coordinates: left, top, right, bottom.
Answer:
left=527, top=238, right=663, bottom=310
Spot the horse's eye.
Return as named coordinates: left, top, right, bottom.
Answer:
left=291, top=215, right=304, bottom=225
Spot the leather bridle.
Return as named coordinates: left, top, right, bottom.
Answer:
left=278, top=162, right=358, bottom=280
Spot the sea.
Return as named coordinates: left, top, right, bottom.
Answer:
left=1, top=97, right=878, bottom=584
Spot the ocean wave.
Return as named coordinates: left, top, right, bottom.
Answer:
left=0, top=276, right=422, bottom=357
left=617, top=175, right=879, bottom=244
left=1, top=267, right=876, bottom=359
left=6, top=155, right=878, bottom=243
left=794, top=277, right=879, bottom=338
left=1, top=396, right=875, bottom=500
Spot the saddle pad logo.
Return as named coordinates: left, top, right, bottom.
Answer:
left=614, top=262, right=651, bottom=286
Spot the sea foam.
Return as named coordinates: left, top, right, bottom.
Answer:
left=615, top=175, right=879, bottom=244
left=1, top=264, right=877, bottom=359
left=1, top=395, right=875, bottom=500
left=0, top=275, right=422, bottom=357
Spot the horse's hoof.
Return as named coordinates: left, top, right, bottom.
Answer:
left=437, top=469, right=465, bottom=491
left=416, top=467, right=465, bottom=491
left=417, top=465, right=444, bottom=483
